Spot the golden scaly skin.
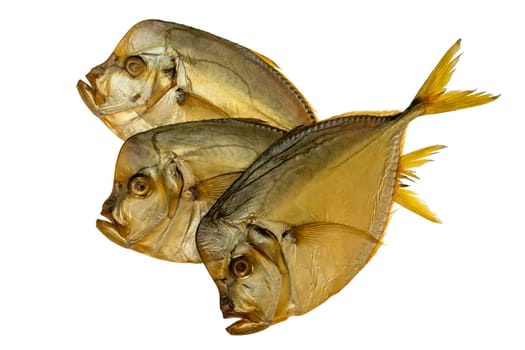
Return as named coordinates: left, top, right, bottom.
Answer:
left=196, top=40, right=498, bottom=335
left=77, top=19, right=316, bottom=140
left=96, top=119, right=286, bottom=263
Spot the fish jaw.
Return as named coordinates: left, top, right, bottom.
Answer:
left=95, top=194, right=174, bottom=258
left=217, top=280, right=270, bottom=335
left=222, top=306, right=271, bottom=335
left=96, top=200, right=134, bottom=248
left=77, top=59, right=114, bottom=118
left=77, top=79, right=101, bottom=117
left=95, top=218, right=133, bottom=248
left=95, top=211, right=172, bottom=254
left=77, top=53, right=162, bottom=139
left=78, top=75, right=154, bottom=139
left=225, top=318, right=269, bottom=336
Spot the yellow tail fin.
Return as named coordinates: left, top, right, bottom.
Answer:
left=395, top=145, right=446, bottom=223
left=393, top=39, right=499, bottom=222
left=413, top=39, right=498, bottom=115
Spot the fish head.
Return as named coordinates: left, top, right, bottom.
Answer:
left=197, top=218, right=290, bottom=335
left=77, top=20, right=177, bottom=138
left=96, top=131, right=183, bottom=253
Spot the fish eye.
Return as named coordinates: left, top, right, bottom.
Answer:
left=230, top=256, right=253, bottom=279
left=128, top=174, right=151, bottom=197
left=124, top=56, right=146, bottom=78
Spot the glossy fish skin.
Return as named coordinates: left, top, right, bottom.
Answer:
left=77, top=19, right=316, bottom=140
left=196, top=40, right=497, bottom=335
left=95, top=111, right=440, bottom=265
left=96, top=119, right=286, bottom=263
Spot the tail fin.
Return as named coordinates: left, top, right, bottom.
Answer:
left=395, top=145, right=446, bottom=223
left=412, top=39, right=498, bottom=115
left=392, top=40, right=499, bottom=221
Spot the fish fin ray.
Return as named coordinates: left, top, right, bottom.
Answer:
left=196, top=172, right=243, bottom=202
left=288, top=222, right=378, bottom=246
left=232, top=117, right=271, bottom=127
left=399, top=145, right=446, bottom=182
left=332, top=110, right=402, bottom=119
left=394, top=188, right=441, bottom=223
left=282, top=222, right=380, bottom=314
left=395, top=145, right=445, bottom=222
left=366, top=213, right=391, bottom=264
left=412, top=39, right=498, bottom=116
left=248, top=48, right=280, bottom=69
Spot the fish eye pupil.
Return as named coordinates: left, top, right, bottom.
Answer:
left=231, top=257, right=252, bottom=278
left=125, top=56, right=146, bottom=77
left=129, top=175, right=150, bottom=196
left=236, top=261, right=247, bottom=273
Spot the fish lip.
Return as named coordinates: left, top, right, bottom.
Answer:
left=222, top=310, right=246, bottom=320
left=77, top=79, right=103, bottom=117
left=220, top=297, right=250, bottom=321
left=222, top=310, right=249, bottom=332
left=96, top=218, right=134, bottom=247
left=224, top=314, right=270, bottom=335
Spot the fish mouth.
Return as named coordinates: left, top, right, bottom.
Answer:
left=221, top=301, right=266, bottom=334
left=216, top=284, right=269, bottom=334
left=222, top=311, right=269, bottom=335
left=77, top=79, right=105, bottom=116
left=222, top=310, right=246, bottom=320
left=220, top=295, right=249, bottom=322
left=96, top=217, right=134, bottom=248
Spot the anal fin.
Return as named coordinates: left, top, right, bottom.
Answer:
left=395, top=145, right=445, bottom=223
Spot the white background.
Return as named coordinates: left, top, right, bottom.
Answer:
left=1, top=1, right=523, bottom=349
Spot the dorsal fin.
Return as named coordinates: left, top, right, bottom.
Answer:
left=248, top=48, right=280, bottom=69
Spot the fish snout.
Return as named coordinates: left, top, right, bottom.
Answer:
left=220, top=294, right=236, bottom=315
left=86, top=65, right=104, bottom=86
left=216, top=279, right=237, bottom=316
left=98, top=195, right=131, bottom=242
left=100, top=196, right=127, bottom=234
left=101, top=196, right=115, bottom=218
left=85, top=65, right=107, bottom=106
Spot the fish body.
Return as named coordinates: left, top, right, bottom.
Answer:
left=77, top=19, right=316, bottom=139
left=96, top=119, right=286, bottom=263
left=96, top=113, right=442, bottom=264
left=196, top=40, right=497, bottom=335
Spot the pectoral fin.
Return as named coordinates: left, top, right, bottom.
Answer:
left=283, top=222, right=378, bottom=245
left=281, top=222, right=380, bottom=315
left=196, top=172, right=243, bottom=202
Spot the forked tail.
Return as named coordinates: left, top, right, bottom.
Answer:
left=394, top=39, right=498, bottom=222
left=408, top=39, right=498, bottom=118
